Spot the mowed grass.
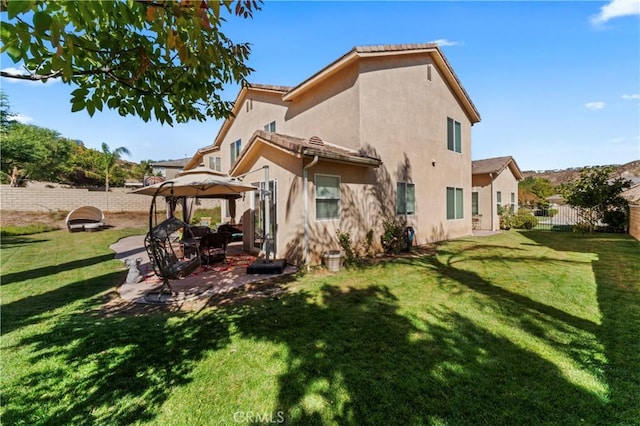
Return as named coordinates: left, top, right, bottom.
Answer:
left=1, top=229, right=638, bottom=425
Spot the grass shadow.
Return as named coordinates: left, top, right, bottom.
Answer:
left=2, top=305, right=232, bottom=425
left=219, top=283, right=607, bottom=424
left=1, top=254, right=116, bottom=286
left=523, top=230, right=640, bottom=422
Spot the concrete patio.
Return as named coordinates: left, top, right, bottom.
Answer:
left=110, top=235, right=298, bottom=305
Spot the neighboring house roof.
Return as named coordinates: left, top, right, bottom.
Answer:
left=472, top=156, right=524, bottom=180
left=546, top=194, right=565, bottom=204
left=230, top=130, right=382, bottom=175
left=186, top=42, right=481, bottom=171
left=150, top=158, right=191, bottom=168
left=622, top=182, right=640, bottom=203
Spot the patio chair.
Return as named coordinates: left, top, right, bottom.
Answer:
left=200, top=231, right=231, bottom=266
left=188, top=225, right=211, bottom=239
left=65, top=206, right=104, bottom=232
left=144, top=216, right=201, bottom=294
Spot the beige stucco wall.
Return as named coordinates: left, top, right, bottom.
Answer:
left=231, top=150, right=384, bottom=266
left=202, top=51, right=479, bottom=264
left=472, top=169, right=519, bottom=231
left=217, top=90, right=289, bottom=173
left=284, top=62, right=361, bottom=148
left=629, top=205, right=640, bottom=241
left=358, top=55, right=473, bottom=242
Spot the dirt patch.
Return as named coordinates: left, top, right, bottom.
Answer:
left=0, top=210, right=148, bottom=230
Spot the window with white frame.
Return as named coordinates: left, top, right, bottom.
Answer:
left=264, top=121, right=276, bottom=132
left=447, top=117, right=462, bottom=153
left=511, top=192, right=516, bottom=212
left=496, top=191, right=502, bottom=214
left=315, top=174, right=340, bottom=220
left=446, top=187, right=464, bottom=220
left=230, top=139, right=241, bottom=164
left=396, top=182, right=416, bottom=215
left=209, top=156, right=221, bottom=172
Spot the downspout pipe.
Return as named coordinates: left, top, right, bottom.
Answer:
left=303, top=156, right=319, bottom=270
left=489, top=172, right=495, bottom=231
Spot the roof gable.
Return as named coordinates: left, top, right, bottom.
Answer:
left=282, top=43, right=480, bottom=124
left=472, top=156, right=524, bottom=180
left=230, top=131, right=382, bottom=176
left=195, top=42, right=480, bottom=166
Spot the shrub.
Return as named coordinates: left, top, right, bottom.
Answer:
left=547, top=208, right=558, bottom=217
left=336, top=229, right=356, bottom=264
left=362, top=229, right=375, bottom=258
left=603, top=210, right=627, bottom=232
left=512, top=212, right=538, bottom=230
left=381, top=219, right=404, bottom=254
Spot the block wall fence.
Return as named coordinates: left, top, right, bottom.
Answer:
left=0, top=185, right=220, bottom=213
left=629, top=205, right=640, bottom=241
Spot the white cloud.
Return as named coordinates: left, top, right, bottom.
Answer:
left=591, top=0, right=640, bottom=25
left=9, top=113, right=34, bottom=124
left=585, top=101, right=606, bottom=110
left=622, top=93, right=640, bottom=100
left=428, top=39, right=462, bottom=47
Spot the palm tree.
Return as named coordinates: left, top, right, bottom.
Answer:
left=100, top=142, right=131, bottom=192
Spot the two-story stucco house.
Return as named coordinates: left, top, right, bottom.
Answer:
left=471, top=156, right=524, bottom=231
left=186, top=43, right=481, bottom=265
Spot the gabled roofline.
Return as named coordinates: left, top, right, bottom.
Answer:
left=229, top=131, right=382, bottom=176
left=185, top=146, right=220, bottom=170
left=208, top=83, right=292, bottom=154
left=282, top=43, right=481, bottom=124
left=472, top=156, right=524, bottom=181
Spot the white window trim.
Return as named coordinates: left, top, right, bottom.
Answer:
left=315, top=173, right=341, bottom=221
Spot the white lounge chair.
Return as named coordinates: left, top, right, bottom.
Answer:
left=66, top=206, right=105, bottom=232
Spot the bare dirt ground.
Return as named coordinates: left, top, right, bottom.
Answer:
left=0, top=210, right=148, bottom=230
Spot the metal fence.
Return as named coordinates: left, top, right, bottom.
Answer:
left=519, top=205, right=579, bottom=232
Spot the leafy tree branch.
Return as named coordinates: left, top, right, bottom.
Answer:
left=1, top=0, right=261, bottom=125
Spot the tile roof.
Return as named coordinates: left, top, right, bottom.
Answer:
left=233, top=131, right=382, bottom=171
left=245, top=83, right=293, bottom=93
left=472, top=156, right=523, bottom=179
left=150, top=158, right=191, bottom=167
left=354, top=43, right=439, bottom=53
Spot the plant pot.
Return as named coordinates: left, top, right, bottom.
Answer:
left=322, top=250, right=343, bottom=272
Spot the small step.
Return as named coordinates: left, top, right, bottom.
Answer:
left=246, top=259, right=287, bottom=274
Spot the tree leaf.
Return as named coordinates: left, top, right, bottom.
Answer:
left=7, top=0, right=33, bottom=20
left=86, top=101, right=95, bottom=117
left=33, top=11, right=53, bottom=35
left=71, top=100, right=85, bottom=112
left=50, top=18, right=61, bottom=47
left=5, top=45, right=22, bottom=62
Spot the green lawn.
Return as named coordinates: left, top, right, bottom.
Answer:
left=1, top=229, right=638, bottom=425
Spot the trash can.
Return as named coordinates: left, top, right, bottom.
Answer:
left=323, top=250, right=343, bottom=272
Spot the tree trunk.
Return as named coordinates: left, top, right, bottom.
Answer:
left=10, top=166, right=21, bottom=187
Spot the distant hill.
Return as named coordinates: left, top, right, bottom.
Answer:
left=522, top=160, right=640, bottom=186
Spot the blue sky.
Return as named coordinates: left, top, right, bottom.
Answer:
left=2, top=0, right=639, bottom=171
